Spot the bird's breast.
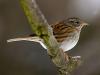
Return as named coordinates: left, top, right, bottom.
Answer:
left=60, top=31, right=80, bottom=52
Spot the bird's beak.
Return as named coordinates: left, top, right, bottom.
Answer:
left=81, top=22, right=89, bottom=26
left=77, top=22, right=88, bottom=30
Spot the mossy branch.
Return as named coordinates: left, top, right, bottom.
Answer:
left=19, top=0, right=81, bottom=75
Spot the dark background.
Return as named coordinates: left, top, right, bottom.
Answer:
left=0, top=0, right=100, bottom=75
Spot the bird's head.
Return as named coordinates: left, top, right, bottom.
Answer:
left=66, top=17, right=88, bottom=30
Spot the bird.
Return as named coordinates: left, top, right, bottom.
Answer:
left=7, top=17, right=88, bottom=52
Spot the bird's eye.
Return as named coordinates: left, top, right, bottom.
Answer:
left=74, top=21, right=79, bottom=24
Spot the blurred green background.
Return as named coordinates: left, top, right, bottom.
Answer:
left=0, top=0, right=100, bottom=75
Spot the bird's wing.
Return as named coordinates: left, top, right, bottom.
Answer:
left=51, top=21, right=75, bottom=43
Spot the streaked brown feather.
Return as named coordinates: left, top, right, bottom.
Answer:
left=51, top=21, right=76, bottom=43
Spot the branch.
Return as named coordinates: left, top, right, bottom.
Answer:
left=18, top=0, right=81, bottom=75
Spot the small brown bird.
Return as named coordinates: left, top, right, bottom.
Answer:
left=7, top=17, right=88, bottom=52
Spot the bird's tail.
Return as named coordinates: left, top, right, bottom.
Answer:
left=7, top=33, right=47, bottom=49
left=7, top=33, right=40, bottom=43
